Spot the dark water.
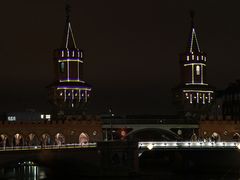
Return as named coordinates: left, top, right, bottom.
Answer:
left=2, top=149, right=240, bottom=180
left=0, top=162, right=48, bottom=180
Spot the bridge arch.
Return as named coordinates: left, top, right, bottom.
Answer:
left=13, top=133, right=24, bottom=146
left=55, top=133, right=65, bottom=145
left=0, top=134, right=10, bottom=147
left=26, top=133, right=39, bottom=146
left=233, top=132, right=240, bottom=141
left=79, top=133, right=89, bottom=144
left=211, top=132, right=221, bottom=142
left=41, top=133, right=51, bottom=146
left=126, top=128, right=181, bottom=141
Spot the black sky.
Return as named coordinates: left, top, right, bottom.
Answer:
left=0, top=0, right=239, bottom=115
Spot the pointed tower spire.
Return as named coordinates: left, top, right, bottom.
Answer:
left=62, top=0, right=77, bottom=49
left=188, top=11, right=200, bottom=53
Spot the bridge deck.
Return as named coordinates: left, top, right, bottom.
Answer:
left=138, top=141, right=240, bottom=150
left=0, top=143, right=97, bottom=152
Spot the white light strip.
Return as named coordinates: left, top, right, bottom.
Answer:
left=190, top=28, right=200, bottom=53
left=57, top=87, right=91, bottom=91
left=184, top=63, right=206, bottom=66
left=71, top=90, right=74, bottom=100
left=201, top=65, right=203, bottom=84
left=139, top=141, right=239, bottom=149
left=67, top=61, right=69, bottom=80
left=79, top=89, right=81, bottom=102
left=69, top=23, right=77, bottom=48
left=78, top=61, right=79, bottom=80
left=192, top=64, right=194, bottom=84
left=203, top=93, right=205, bottom=104
left=190, top=94, right=193, bottom=104
left=60, top=80, right=85, bottom=83
left=185, top=83, right=208, bottom=86
left=66, top=23, right=70, bottom=49
left=85, top=90, right=87, bottom=102
left=183, top=90, right=214, bottom=93
left=197, top=92, right=199, bottom=103
left=58, top=59, right=83, bottom=63
left=64, top=89, right=66, bottom=102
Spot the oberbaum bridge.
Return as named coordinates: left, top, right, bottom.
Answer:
left=0, top=7, right=240, bottom=174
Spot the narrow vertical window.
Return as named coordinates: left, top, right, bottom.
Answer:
left=187, top=56, right=189, bottom=61
left=192, top=55, right=194, bottom=60
left=196, top=65, right=200, bottom=75
left=60, top=62, right=65, bottom=73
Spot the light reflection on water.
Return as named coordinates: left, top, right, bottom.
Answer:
left=0, top=161, right=47, bottom=180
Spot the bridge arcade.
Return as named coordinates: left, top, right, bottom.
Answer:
left=0, top=116, right=102, bottom=147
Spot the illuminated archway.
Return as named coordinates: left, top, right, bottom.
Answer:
left=211, top=132, right=221, bottom=142
left=79, top=133, right=89, bottom=144
left=41, top=133, right=51, bottom=146
left=13, top=133, right=24, bottom=146
left=233, top=132, right=240, bottom=141
left=0, top=134, right=9, bottom=147
left=55, top=133, right=65, bottom=145
left=27, top=133, right=39, bottom=146
left=190, top=133, right=198, bottom=141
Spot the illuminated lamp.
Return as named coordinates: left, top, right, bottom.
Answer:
left=147, top=144, right=154, bottom=150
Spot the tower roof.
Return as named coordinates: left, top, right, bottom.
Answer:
left=187, top=12, right=200, bottom=53
left=61, top=3, right=77, bottom=49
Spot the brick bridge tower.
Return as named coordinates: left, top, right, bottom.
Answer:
left=48, top=3, right=91, bottom=116
left=174, top=12, right=214, bottom=118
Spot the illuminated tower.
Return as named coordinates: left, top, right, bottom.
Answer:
left=48, top=4, right=91, bottom=115
left=174, top=13, right=214, bottom=117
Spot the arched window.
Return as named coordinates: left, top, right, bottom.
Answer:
left=196, top=65, right=200, bottom=75
left=60, top=62, right=65, bottom=73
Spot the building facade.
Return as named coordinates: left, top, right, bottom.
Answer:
left=48, top=5, right=91, bottom=116
left=174, top=14, right=214, bottom=118
left=210, top=80, right=240, bottom=120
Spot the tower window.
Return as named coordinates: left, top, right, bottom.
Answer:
left=196, top=65, right=200, bottom=75
left=192, top=55, right=194, bottom=60
left=196, top=56, right=199, bottom=60
left=60, top=62, right=65, bottom=73
left=187, top=56, right=189, bottom=61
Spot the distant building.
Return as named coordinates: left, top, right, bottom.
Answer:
left=48, top=4, right=91, bottom=116
left=211, top=80, right=240, bottom=120
left=173, top=13, right=214, bottom=118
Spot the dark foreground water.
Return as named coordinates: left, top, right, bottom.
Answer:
left=0, top=162, right=48, bottom=180
left=2, top=149, right=240, bottom=180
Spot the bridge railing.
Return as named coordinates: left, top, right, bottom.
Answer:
left=0, top=143, right=97, bottom=152
left=138, top=141, right=240, bottom=150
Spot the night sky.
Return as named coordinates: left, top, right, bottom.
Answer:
left=0, top=0, right=239, bottom=115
